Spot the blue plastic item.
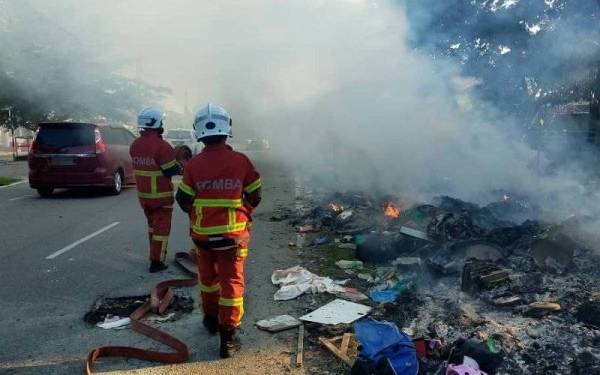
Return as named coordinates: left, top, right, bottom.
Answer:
left=370, top=289, right=401, bottom=303
left=353, top=318, right=418, bottom=375
left=311, top=237, right=330, bottom=246
left=369, top=277, right=415, bottom=303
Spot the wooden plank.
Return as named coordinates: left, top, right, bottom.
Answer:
left=340, top=333, right=351, bottom=354
left=318, top=336, right=353, bottom=366
left=296, top=325, right=304, bottom=367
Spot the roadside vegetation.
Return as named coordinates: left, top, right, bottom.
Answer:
left=0, top=176, right=19, bottom=186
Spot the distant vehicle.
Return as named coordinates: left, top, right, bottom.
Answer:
left=12, top=135, right=33, bottom=161
left=28, top=122, right=136, bottom=197
left=165, top=129, right=201, bottom=155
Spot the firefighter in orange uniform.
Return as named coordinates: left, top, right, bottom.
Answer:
left=176, top=103, right=261, bottom=358
left=130, top=107, right=181, bottom=273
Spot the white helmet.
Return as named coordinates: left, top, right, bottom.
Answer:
left=193, top=103, right=232, bottom=140
left=137, top=107, right=166, bottom=129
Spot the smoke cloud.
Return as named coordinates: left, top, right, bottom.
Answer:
left=16, top=0, right=600, bottom=225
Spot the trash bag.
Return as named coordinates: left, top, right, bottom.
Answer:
left=356, top=233, right=407, bottom=264
left=351, top=319, right=418, bottom=375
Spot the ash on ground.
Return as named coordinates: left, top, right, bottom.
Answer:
left=289, top=191, right=600, bottom=375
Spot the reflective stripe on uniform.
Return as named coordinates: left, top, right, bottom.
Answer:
left=192, top=221, right=247, bottom=235
left=160, top=160, right=177, bottom=170
left=219, top=296, right=243, bottom=307
left=228, top=208, right=236, bottom=227
left=138, top=191, right=173, bottom=199
left=193, top=199, right=242, bottom=208
left=134, top=169, right=163, bottom=177
left=236, top=248, right=248, bottom=257
left=152, top=235, right=169, bottom=262
left=178, top=181, right=195, bottom=196
left=243, top=178, right=261, bottom=193
left=134, top=169, right=172, bottom=199
left=221, top=296, right=244, bottom=325
left=191, top=200, right=246, bottom=236
left=191, top=206, right=247, bottom=235
left=200, top=283, right=221, bottom=293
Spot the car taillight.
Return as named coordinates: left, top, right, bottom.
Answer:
left=95, top=127, right=106, bottom=154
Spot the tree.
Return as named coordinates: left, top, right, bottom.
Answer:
left=0, top=0, right=168, bottom=131
left=403, top=0, right=600, bottom=112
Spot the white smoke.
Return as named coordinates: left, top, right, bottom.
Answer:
left=22, top=0, right=600, bottom=225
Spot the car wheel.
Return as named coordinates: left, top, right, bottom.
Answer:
left=109, top=170, right=123, bottom=195
left=37, top=187, right=54, bottom=197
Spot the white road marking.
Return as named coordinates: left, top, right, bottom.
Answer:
left=0, top=355, right=83, bottom=369
left=9, top=194, right=33, bottom=201
left=0, top=180, right=27, bottom=189
left=46, top=222, right=120, bottom=260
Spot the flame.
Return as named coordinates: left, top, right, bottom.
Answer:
left=384, top=202, right=401, bottom=218
left=329, top=203, right=344, bottom=213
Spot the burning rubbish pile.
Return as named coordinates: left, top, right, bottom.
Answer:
left=276, top=190, right=600, bottom=374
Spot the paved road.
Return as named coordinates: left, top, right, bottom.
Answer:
left=0, top=154, right=305, bottom=374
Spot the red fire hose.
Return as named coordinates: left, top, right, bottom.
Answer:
left=85, top=251, right=198, bottom=374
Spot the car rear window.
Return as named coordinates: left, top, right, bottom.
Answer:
left=101, top=127, right=135, bottom=146
left=167, top=130, right=192, bottom=139
left=36, top=124, right=94, bottom=152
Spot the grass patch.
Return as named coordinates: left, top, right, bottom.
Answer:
left=0, top=176, right=19, bottom=186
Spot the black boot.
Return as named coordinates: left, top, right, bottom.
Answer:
left=149, top=261, right=168, bottom=273
left=219, top=328, right=241, bottom=358
left=203, top=315, right=219, bottom=335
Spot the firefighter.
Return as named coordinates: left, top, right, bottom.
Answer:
left=130, top=107, right=182, bottom=273
left=175, top=103, right=261, bottom=358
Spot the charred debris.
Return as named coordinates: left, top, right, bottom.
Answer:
left=278, top=190, right=600, bottom=374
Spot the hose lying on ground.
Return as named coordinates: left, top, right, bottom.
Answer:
left=86, top=251, right=198, bottom=374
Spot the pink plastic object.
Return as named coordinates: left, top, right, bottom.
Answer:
left=297, top=224, right=316, bottom=233
left=446, top=364, right=488, bottom=375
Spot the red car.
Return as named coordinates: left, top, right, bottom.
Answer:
left=28, top=122, right=136, bottom=197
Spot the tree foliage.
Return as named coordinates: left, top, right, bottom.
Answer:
left=403, top=0, right=600, bottom=111
left=0, top=0, right=168, bottom=131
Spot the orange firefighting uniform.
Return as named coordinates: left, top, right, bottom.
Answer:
left=176, top=143, right=261, bottom=330
left=129, top=131, right=179, bottom=263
